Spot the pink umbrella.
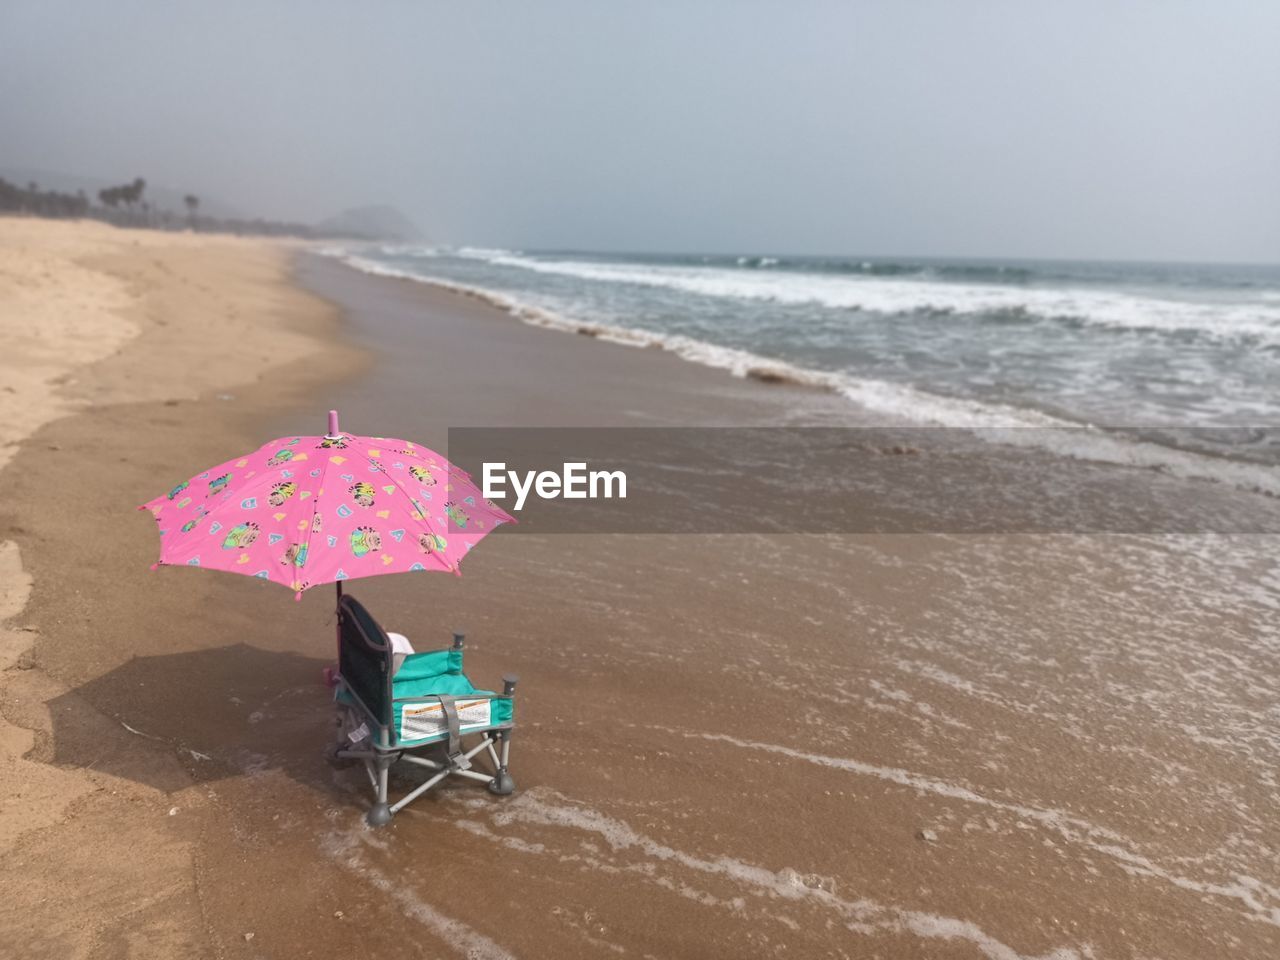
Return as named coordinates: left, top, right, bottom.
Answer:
left=140, top=410, right=514, bottom=599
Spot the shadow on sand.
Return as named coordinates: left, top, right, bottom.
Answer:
left=48, top=644, right=343, bottom=795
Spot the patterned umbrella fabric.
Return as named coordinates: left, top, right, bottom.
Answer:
left=141, top=419, right=514, bottom=597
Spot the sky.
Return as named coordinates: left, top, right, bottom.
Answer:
left=2, top=1, right=1278, bottom=261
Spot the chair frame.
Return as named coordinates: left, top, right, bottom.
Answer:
left=328, top=587, right=517, bottom=826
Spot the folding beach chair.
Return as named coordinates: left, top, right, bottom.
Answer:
left=327, top=593, right=517, bottom=826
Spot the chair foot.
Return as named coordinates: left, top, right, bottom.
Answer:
left=487, top=772, right=515, bottom=796
left=325, top=740, right=352, bottom=768
left=366, top=802, right=394, bottom=827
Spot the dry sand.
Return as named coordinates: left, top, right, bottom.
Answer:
left=0, top=219, right=1276, bottom=959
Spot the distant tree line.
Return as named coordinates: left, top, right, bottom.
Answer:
left=0, top=174, right=360, bottom=239
left=0, top=178, right=91, bottom=218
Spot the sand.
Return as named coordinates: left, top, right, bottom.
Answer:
left=0, top=219, right=357, bottom=956
left=0, top=219, right=1276, bottom=959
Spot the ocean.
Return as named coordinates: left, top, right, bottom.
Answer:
left=323, top=245, right=1280, bottom=485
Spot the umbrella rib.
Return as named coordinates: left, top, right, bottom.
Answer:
left=295, top=454, right=327, bottom=590
left=158, top=463, right=302, bottom=575
left=347, top=440, right=458, bottom=573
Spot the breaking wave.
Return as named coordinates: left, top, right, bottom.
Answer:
left=451, top=249, right=1280, bottom=344
left=326, top=250, right=1280, bottom=496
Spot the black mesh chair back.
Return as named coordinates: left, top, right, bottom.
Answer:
left=337, top=593, right=393, bottom=729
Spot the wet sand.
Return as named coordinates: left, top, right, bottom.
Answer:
left=1, top=224, right=1276, bottom=958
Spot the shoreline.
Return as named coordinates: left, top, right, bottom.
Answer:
left=1, top=220, right=1276, bottom=958
left=321, top=250, right=1280, bottom=498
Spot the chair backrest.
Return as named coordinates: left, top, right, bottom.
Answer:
left=337, top=594, right=394, bottom=730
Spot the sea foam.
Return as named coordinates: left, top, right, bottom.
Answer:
left=324, top=249, right=1280, bottom=497
left=453, top=249, right=1280, bottom=344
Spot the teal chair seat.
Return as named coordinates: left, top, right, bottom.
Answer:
left=389, top=650, right=513, bottom=745
left=395, top=670, right=484, bottom=699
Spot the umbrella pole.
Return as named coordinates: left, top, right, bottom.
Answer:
left=335, top=580, right=343, bottom=661
left=332, top=409, right=343, bottom=663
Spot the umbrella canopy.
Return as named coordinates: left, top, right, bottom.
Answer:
left=141, top=412, right=514, bottom=597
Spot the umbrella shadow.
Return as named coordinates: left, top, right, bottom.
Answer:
left=48, top=644, right=342, bottom=794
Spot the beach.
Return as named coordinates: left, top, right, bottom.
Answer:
left=1, top=219, right=1277, bottom=958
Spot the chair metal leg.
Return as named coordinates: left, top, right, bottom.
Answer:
left=389, top=768, right=449, bottom=814
left=367, top=753, right=394, bottom=826
left=487, top=730, right=515, bottom=796
left=344, top=726, right=514, bottom=824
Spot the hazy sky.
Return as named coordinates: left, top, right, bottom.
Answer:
left=3, top=1, right=1278, bottom=261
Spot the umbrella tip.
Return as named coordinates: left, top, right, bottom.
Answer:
left=326, top=409, right=339, bottom=438
left=149, top=563, right=159, bottom=571
left=294, top=590, right=303, bottom=602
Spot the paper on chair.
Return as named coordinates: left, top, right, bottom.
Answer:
left=401, top=698, right=491, bottom=740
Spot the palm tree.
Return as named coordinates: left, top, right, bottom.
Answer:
left=123, top=178, right=145, bottom=220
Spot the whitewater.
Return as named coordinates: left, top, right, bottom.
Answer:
left=321, top=245, right=1280, bottom=493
